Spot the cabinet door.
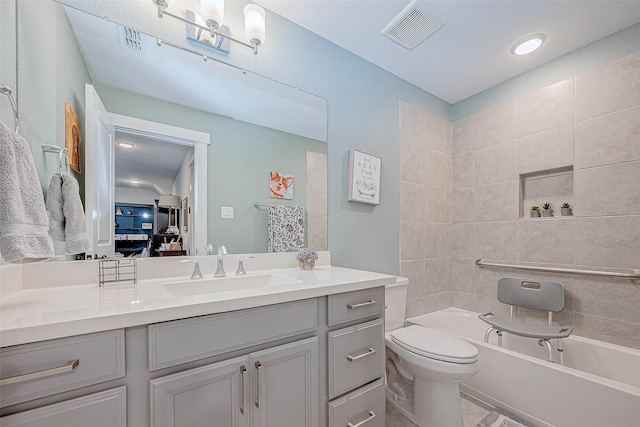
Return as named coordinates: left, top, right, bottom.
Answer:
left=251, top=337, right=318, bottom=427
left=150, top=356, right=249, bottom=427
left=0, top=386, right=126, bottom=427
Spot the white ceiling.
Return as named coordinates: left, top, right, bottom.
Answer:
left=256, top=0, right=640, bottom=103
left=114, top=132, right=192, bottom=192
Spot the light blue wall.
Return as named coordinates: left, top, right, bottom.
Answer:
left=453, top=23, right=640, bottom=120
left=227, top=10, right=451, bottom=275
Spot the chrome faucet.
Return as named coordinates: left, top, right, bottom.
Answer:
left=214, top=245, right=229, bottom=277
left=236, top=256, right=255, bottom=275
left=180, top=260, right=203, bottom=280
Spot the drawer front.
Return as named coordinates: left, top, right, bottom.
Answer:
left=328, top=318, right=384, bottom=398
left=0, top=330, right=125, bottom=408
left=149, top=298, right=318, bottom=370
left=329, top=379, right=384, bottom=427
left=328, top=288, right=384, bottom=326
left=0, top=386, right=126, bottom=427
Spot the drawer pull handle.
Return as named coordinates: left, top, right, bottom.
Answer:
left=240, top=365, right=248, bottom=415
left=347, top=348, right=376, bottom=362
left=347, top=300, right=375, bottom=310
left=0, top=359, right=79, bottom=386
left=347, top=410, right=376, bottom=427
left=255, top=361, right=264, bottom=409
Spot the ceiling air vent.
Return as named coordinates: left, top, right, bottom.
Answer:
left=382, top=0, right=444, bottom=50
left=118, top=25, right=146, bottom=54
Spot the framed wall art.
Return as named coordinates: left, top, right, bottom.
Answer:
left=348, top=149, right=381, bottom=205
left=182, top=197, right=189, bottom=231
left=65, top=103, right=82, bottom=173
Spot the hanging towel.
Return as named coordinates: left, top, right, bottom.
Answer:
left=0, top=122, right=54, bottom=263
left=45, top=172, right=91, bottom=255
left=45, top=173, right=65, bottom=241
left=267, top=204, right=305, bottom=253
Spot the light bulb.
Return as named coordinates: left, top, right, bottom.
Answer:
left=201, top=0, right=224, bottom=29
left=244, top=4, right=266, bottom=46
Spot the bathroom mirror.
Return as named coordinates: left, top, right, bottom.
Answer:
left=13, top=0, right=328, bottom=257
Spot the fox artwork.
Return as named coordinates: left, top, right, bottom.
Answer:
left=269, top=172, right=294, bottom=200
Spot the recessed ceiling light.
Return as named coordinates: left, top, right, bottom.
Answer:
left=511, top=33, right=546, bottom=56
left=129, top=179, right=140, bottom=184
left=116, top=141, right=135, bottom=149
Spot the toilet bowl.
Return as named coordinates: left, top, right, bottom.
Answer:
left=385, top=279, right=479, bottom=427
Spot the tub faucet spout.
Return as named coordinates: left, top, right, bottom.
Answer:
left=214, top=245, right=228, bottom=277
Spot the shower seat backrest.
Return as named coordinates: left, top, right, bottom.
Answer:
left=497, top=277, right=565, bottom=313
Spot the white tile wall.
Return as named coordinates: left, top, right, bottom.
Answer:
left=574, top=216, right=640, bottom=268
left=474, top=99, right=518, bottom=148
left=517, top=219, right=575, bottom=264
left=519, top=125, right=574, bottom=174
left=475, top=140, right=518, bottom=185
left=574, top=106, right=640, bottom=169
left=575, top=52, right=640, bottom=121
left=518, top=78, right=574, bottom=137
left=452, top=114, right=475, bottom=155
left=401, top=53, right=640, bottom=349
left=453, top=152, right=475, bottom=189
left=474, top=180, right=519, bottom=222
left=574, top=161, right=640, bottom=216
left=475, top=221, right=518, bottom=261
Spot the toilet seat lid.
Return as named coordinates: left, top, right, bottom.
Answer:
left=391, top=325, right=478, bottom=364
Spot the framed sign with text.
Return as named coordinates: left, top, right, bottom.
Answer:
left=348, top=149, right=381, bottom=205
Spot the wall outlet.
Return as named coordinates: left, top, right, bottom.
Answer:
left=221, top=206, right=234, bottom=219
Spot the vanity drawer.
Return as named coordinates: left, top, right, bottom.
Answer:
left=328, top=318, right=384, bottom=398
left=328, top=287, right=384, bottom=326
left=0, top=329, right=125, bottom=408
left=0, top=386, right=126, bottom=427
left=149, top=298, right=317, bottom=370
left=329, top=379, right=384, bottom=427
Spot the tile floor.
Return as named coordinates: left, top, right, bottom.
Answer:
left=385, top=393, right=492, bottom=427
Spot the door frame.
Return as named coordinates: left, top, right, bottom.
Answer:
left=109, top=113, right=210, bottom=255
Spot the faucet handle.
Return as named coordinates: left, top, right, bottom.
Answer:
left=205, top=244, right=215, bottom=255
left=180, top=259, right=203, bottom=280
left=236, top=256, right=255, bottom=276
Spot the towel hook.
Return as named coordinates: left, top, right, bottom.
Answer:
left=0, top=84, right=19, bottom=133
left=42, top=143, right=71, bottom=175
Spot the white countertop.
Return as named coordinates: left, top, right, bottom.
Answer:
left=0, top=261, right=395, bottom=347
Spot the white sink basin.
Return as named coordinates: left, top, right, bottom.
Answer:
left=163, top=274, right=303, bottom=297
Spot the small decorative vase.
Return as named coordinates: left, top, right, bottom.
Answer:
left=299, top=260, right=315, bottom=270
left=542, top=209, right=553, bottom=217
left=561, top=208, right=572, bottom=216
left=530, top=210, right=540, bottom=218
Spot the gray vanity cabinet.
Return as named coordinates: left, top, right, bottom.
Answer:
left=0, top=330, right=126, bottom=427
left=0, top=386, right=127, bottom=427
left=150, top=355, right=248, bottom=427
left=327, top=288, right=385, bottom=427
left=150, top=337, right=318, bottom=427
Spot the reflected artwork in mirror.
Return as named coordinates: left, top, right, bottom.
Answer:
left=10, top=0, right=328, bottom=261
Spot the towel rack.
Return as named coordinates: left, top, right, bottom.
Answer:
left=0, top=84, right=19, bottom=133
left=253, top=202, right=269, bottom=209
left=42, top=143, right=71, bottom=175
left=476, top=259, right=640, bottom=282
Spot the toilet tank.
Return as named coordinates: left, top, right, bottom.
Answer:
left=385, top=277, right=408, bottom=331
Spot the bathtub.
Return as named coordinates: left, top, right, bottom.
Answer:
left=407, top=308, right=640, bottom=427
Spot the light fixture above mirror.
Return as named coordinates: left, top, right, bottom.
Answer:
left=152, top=0, right=266, bottom=55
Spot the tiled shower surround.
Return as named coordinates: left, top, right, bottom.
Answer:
left=400, top=51, right=640, bottom=350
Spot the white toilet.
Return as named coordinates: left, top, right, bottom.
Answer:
left=385, top=279, right=479, bottom=427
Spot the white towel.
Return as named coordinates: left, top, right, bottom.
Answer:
left=267, top=205, right=305, bottom=253
left=45, top=173, right=65, bottom=241
left=45, top=172, right=91, bottom=254
left=61, top=172, right=91, bottom=254
left=0, top=122, right=54, bottom=263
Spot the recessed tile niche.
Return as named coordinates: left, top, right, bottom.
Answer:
left=520, top=166, right=574, bottom=218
